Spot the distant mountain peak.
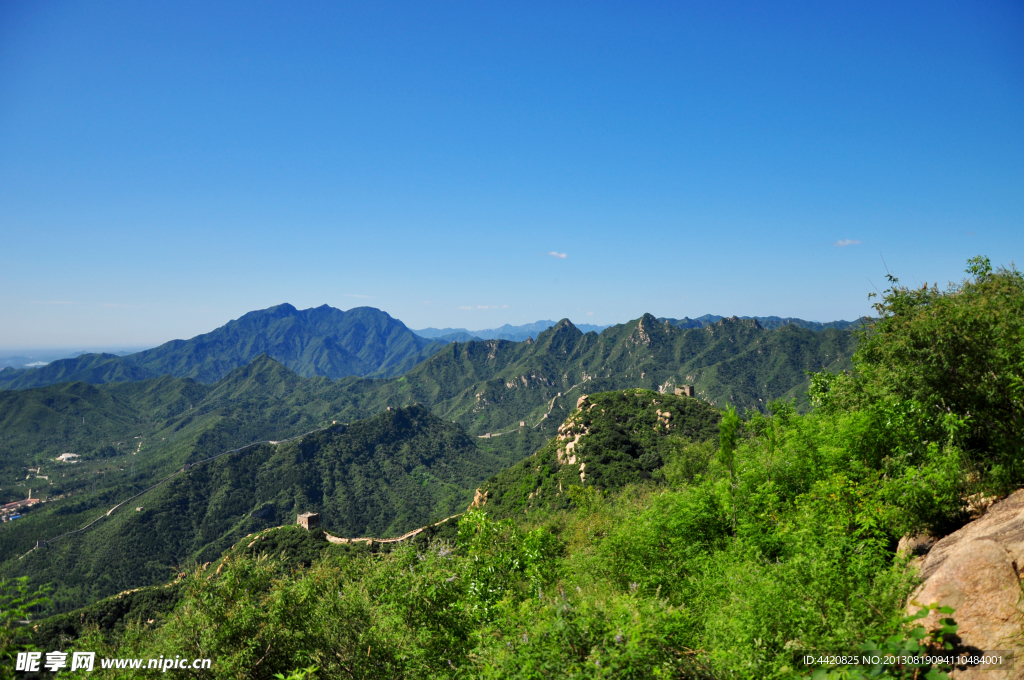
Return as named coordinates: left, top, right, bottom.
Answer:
left=263, top=302, right=298, bottom=315
left=712, top=316, right=763, bottom=330
left=537, top=318, right=581, bottom=339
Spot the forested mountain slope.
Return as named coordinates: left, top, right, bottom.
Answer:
left=474, top=389, right=722, bottom=518
left=376, top=315, right=856, bottom=435
left=0, top=358, right=340, bottom=499
left=22, top=390, right=720, bottom=657
left=0, top=304, right=447, bottom=390
left=4, top=405, right=495, bottom=611
left=0, top=353, right=156, bottom=390
left=1, top=314, right=851, bottom=473
left=0, top=316, right=855, bottom=526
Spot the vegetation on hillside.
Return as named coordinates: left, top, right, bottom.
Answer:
left=5, top=258, right=1016, bottom=678
left=476, top=389, right=722, bottom=518
left=1, top=404, right=504, bottom=614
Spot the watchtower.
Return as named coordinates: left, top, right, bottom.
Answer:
left=297, top=512, right=320, bottom=530
left=674, top=385, right=695, bottom=397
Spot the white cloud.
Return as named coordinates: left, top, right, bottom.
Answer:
left=548, top=251, right=567, bottom=259
left=31, top=300, right=74, bottom=305
left=458, top=306, right=473, bottom=310
left=834, top=239, right=862, bottom=247
left=586, top=311, right=594, bottom=316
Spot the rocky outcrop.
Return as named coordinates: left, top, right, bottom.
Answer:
left=910, top=489, right=1024, bottom=678
left=469, top=488, right=488, bottom=509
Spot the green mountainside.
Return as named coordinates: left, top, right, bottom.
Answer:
left=474, top=389, right=722, bottom=519
left=6, top=405, right=499, bottom=612
left=0, top=358, right=339, bottom=505
left=0, top=304, right=447, bottom=390
left=375, top=315, right=856, bottom=434
left=23, top=391, right=718, bottom=657
left=0, top=353, right=154, bottom=390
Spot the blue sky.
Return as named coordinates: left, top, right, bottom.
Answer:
left=1, top=1, right=1021, bottom=349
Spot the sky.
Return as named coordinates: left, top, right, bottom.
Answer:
left=1, top=0, right=1021, bottom=350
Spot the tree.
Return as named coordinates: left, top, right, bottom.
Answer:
left=855, top=256, right=1024, bottom=492
left=718, top=405, right=740, bottom=530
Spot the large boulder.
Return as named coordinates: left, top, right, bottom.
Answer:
left=911, top=489, right=1024, bottom=679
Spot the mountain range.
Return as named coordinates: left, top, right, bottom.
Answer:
left=412, top=315, right=864, bottom=342
left=0, top=314, right=859, bottom=485
left=0, top=304, right=864, bottom=392
left=661, top=315, right=866, bottom=332
left=0, top=304, right=446, bottom=390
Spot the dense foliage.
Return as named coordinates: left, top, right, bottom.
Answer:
left=811, top=256, right=1024, bottom=533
